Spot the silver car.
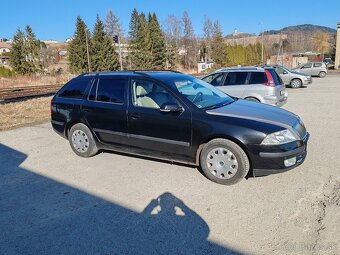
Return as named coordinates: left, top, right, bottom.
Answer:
left=294, top=62, right=327, bottom=78
left=201, top=67, right=287, bottom=107
left=274, top=65, right=312, bottom=88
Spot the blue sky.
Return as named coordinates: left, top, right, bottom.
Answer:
left=1, top=0, right=340, bottom=41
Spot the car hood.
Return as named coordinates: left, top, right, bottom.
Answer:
left=206, top=99, right=298, bottom=129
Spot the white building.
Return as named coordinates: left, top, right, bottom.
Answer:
left=0, top=47, right=10, bottom=54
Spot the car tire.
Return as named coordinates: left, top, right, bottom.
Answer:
left=199, top=138, right=250, bottom=185
left=68, top=123, right=98, bottom=157
left=319, top=71, right=326, bottom=78
left=245, top=97, right=260, bottom=102
left=290, top=79, right=302, bottom=88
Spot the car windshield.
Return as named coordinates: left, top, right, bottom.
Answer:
left=163, top=76, right=234, bottom=109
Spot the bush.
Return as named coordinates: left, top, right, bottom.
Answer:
left=0, top=66, right=15, bottom=77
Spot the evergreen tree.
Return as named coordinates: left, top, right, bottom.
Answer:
left=128, top=8, right=140, bottom=69
left=211, top=20, right=226, bottom=67
left=130, top=12, right=152, bottom=69
left=91, top=15, right=119, bottom=72
left=149, top=13, right=166, bottom=69
left=68, top=16, right=90, bottom=73
left=10, top=26, right=42, bottom=75
left=10, top=28, right=26, bottom=74
left=25, top=25, right=42, bottom=73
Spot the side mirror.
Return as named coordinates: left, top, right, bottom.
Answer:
left=160, top=103, right=183, bottom=113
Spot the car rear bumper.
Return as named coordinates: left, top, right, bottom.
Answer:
left=302, top=78, right=312, bottom=85
left=263, top=95, right=287, bottom=107
left=250, top=133, right=310, bottom=177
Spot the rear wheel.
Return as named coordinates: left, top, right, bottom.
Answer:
left=290, top=78, right=302, bottom=88
left=319, top=71, right=326, bottom=78
left=69, top=123, right=98, bottom=157
left=199, top=139, right=249, bottom=185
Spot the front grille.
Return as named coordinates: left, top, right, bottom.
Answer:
left=293, top=119, right=307, bottom=139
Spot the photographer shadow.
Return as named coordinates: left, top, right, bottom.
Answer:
left=0, top=143, right=242, bottom=254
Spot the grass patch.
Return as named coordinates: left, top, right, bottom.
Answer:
left=0, top=96, right=52, bottom=131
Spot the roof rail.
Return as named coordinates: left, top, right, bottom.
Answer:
left=132, top=69, right=182, bottom=73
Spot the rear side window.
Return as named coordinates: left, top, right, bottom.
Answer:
left=313, top=63, right=322, bottom=67
left=96, top=78, right=126, bottom=104
left=267, top=69, right=283, bottom=85
left=302, top=63, right=312, bottom=68
left=58, top=79, right=91, bottom=99
left=202, top=73, right=224, bottom=86
left=224, top=72, right=248, bottom=86
left=249, top=72, right=267, bottom=84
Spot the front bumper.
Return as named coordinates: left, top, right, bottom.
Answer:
left=250, top=133, right=310, bottom=177
left=302, top=78, right=312, bottom=85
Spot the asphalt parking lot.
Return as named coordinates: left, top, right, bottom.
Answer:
left=1, top=75, right=340, bottom=255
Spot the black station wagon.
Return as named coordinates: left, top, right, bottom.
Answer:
left=51, top=71, right=309, bottom=185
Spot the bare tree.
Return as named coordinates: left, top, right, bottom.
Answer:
left=182, top=11, right=197, bottom=70
left=203, top=16, right=213, bottom=62
left=105, top=9, right=124, bottom=70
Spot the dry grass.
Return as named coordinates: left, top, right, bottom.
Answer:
left=0, top=74, right=74, bottom=89
left=0, top=96, right=52, bottom=131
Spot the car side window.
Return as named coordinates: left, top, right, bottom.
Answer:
left=131, top=79, right=177, bottom=109
left=275, top=67, right=285, bottom=74
left=248, top=72, right=267, bottom=84
left=202, top=73, right=224, bottom=86
left=95, top=78, right=126, bottom=104
left=313, top=63, right=322, bottom=67
left=224, top=72, right=248, bottom=86
left=58, top=79, right=91, bottom=99
left=302, top=63, right=312, bottom=69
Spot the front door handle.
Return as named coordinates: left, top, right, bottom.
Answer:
left=130, top=113, right=140, bottom=120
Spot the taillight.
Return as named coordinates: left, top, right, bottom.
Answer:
left=263, top=70, right=275, bottom=87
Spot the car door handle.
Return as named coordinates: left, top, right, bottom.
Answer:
left=130, top=113, right=140, bottom=119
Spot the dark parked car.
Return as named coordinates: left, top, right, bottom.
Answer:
left=51, top=71, right=309, bottom=185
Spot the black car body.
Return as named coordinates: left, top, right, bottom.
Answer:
left=51, top=71, right=309, bottom=185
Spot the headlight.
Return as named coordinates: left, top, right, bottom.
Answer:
left=261, top=129, right=299, bottom=145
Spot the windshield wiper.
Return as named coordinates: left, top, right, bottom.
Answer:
left=205, top=100, right=234, bottom=110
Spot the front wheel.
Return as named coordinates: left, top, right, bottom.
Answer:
left=319, top=71, right=326, bottom=78
left=290, top=79, right=302, bottom=88
left=199, top=139, right=250, bottom=185
left=68, top=123, right=98, bottom=157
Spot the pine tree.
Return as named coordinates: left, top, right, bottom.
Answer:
left=91, top=15, right=119, bottom=72
left=10, top=26, right=42, bottom=75
left=133, top=12, right=152, bottom=69
left=149, top=13, right=166, bottom=69
left=68, top=16, right=90, bottom=73
left=25, top=25, right=42, bottom=73
left=211, top=20, right=226, bottom=67
left=128, top=8, right=140, bottom=69
left=10, top=28, right=26, bottom=74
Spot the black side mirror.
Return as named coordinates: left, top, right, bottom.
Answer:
left=160, top=103, right=183, bottom=113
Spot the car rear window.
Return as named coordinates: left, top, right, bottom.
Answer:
left=95, top=78, right=126, bottom=104
left=249, top=72, right=267, bottom=84
left=58, top=78, right=91, bottom=99
left=266, top=69, right=283, bottom=86
left=224, top=72, right=248, bottom=86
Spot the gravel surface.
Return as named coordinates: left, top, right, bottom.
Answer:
left=1, top=75, right=339, bottom=254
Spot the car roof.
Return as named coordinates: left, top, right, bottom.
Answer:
left=79, top=70, right=190, bottom=80
left=215, top=66, right=266, bottom=72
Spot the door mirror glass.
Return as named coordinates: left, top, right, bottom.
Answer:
left=160, top=103, right=183, bottom=112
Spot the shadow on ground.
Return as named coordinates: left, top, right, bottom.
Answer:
left=0, top=143, right=242, bottom=255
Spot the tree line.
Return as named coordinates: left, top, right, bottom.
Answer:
left=9, top=9, right=272, bottom=75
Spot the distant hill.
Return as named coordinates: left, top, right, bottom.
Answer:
left=264, top=24, right=336, bottom=35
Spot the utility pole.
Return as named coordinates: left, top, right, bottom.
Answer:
left=85, top=29, right=91, bottom=73
left=261, top=22, right=264, bottom=65
left=117, top=36, right=123, bottom=71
